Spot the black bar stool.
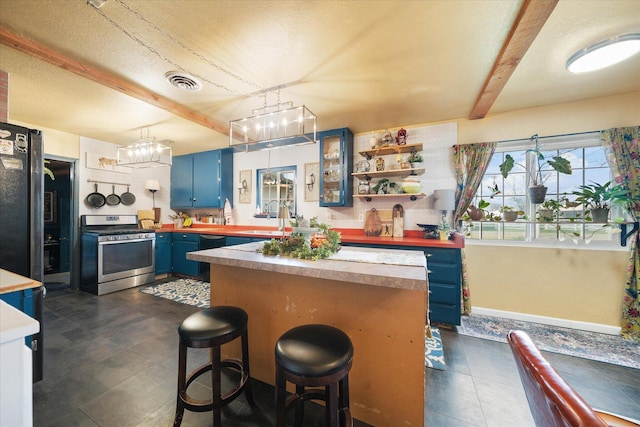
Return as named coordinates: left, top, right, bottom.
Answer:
left=275, top=324, right=354, bottom=427
left=173, top=306, right=254, bottom=426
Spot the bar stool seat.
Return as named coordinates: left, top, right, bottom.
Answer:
left=173, top=306, right=254, bottom=427
left=275, top=324, right=354, bottom=427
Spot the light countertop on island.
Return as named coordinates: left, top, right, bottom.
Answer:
left=187, top=242, right=427, bottom=291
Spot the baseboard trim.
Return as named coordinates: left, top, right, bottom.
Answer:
left=471, top=307, right=621, bottom=336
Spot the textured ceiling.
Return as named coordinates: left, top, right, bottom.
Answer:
left=0, top=0, right=638, bottom=155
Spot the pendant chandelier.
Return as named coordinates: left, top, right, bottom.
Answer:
left=117, top=129, right=172, bottom=168
left=229, top=95, right=317, bottom=152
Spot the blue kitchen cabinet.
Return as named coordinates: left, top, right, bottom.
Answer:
left=319, top=128, right=353, bottom=207
left=154, top=232, right=171, bottom=275
left=170, top=149, right=233, bottom=209
left=172, top=233, right=200, bottom=277
left=0, top=288, right=35, bottom=348
left=341, top=242, right=462, bottom=325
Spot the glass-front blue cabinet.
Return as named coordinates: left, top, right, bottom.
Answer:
left=319, top=128, right=353, bottom=207
left=171, top=149, right=233, bottom=209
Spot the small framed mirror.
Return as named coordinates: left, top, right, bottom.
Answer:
left=256, top=165, right=296, bottom=217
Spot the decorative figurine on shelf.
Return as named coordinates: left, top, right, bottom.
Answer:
left=396, top=128, right=407, bottom=145
left=381, top=129, right=394, bottom=146
left=369, top=132, right=378, bottom=149
left=357, top=159, right=370, bottom=173
left=376, top=157, right=385, bottom=171
left=358, top=180, right=370, bottom=195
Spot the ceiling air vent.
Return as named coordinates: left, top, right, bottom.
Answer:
left=164, top=71, right=203, bottom=92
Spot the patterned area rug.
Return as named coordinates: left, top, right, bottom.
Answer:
left=141, top=279, right=446, bottom=370
left=140, top=279, right=210, bottom=308
left=458, top=314, right=640, bottom=369
left=425, top=327, right=446, bottom=370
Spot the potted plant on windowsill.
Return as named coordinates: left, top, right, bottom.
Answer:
left=498, top=134, right=573, bottom=204
left=572, top=180, right=636, bottom=223
left=464, top=199, right=490, bottom=221
left=500, top=206, right=520, bottom=222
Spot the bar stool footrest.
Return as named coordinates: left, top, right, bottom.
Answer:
left=179, top=358, right=250, bottom=412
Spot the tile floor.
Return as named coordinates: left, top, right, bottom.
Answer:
left=33, top=285, right=640, bottom=426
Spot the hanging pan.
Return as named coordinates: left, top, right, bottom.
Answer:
left=120, top=186, right=136, bottom=206
left=106, top=185, right=121, bottom=206
left=86, top=184, right=106, bottom=208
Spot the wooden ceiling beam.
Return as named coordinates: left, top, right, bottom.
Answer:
left=470, top=0, right=558, bottom=120
left=0, top=26, right=229, bottom=136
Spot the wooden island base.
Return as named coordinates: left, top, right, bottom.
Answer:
left=210, top=264, right=426, bottom=426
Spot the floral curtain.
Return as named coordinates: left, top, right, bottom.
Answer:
left=601, top=126, right=640, bottom=342
left=452, top=142, right=497, bottom=314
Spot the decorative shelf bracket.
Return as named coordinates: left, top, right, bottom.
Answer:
left=620, top=221, right=639, bottom=247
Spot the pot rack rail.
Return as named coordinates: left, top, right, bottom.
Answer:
left=87, top=179, right=131, bottom=187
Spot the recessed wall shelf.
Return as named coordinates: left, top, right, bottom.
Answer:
left=358, top=143, right=423, bottom=159
left=354, top=193, right=426, bottom=202
left=352, top=168, right=425, bottom=180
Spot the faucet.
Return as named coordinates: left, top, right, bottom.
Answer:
left=266, top=200, right=280, bottom=220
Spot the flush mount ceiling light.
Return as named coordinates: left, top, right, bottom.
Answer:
left=229, top=99, right=317, bottom=152
left=566, top=33, right=640, bottom=73
left=117, top=129, right=172, bottom=168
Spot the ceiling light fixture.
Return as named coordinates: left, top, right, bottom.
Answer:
left=117, top=129, right=172, bottom=168
left=87, top=0, right=108, bottom=9
left=229, top=94, right=317, bottom=152
left=566, top=33, right=640, bottom=73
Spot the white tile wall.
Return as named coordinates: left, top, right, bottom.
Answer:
left=79, top=137, right=172, bottom=223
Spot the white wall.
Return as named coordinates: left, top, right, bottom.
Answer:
left=228, top=122, right=457, bottom=229
left=78, top=137, right=172, bottom=223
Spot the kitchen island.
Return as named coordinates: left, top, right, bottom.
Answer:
left=188, top=243, right=428, bottom=426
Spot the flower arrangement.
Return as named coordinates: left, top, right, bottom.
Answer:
left=259, top=216, right=341, bottom=260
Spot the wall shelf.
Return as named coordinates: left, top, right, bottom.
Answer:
left=354, top=193, right=425, bottom=202
left=358, top=143, right=423, bottom=159
left=352, top=168, right=425, bottom=180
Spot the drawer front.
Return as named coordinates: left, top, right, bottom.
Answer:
left=430, top=302, right=461, bottom=326
left=429, top=281, right=458, bottom=304
left=428, top=262, right=460, bottom=285
left=423, top=247, right=458, bottom=265
left=172, top=233, right=200, bottom=242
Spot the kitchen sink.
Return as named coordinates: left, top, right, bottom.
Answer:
left=236, top=230, right=288, bottom=236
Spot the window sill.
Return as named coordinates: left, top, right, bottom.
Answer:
left=464, top=238, right=627, bottom=252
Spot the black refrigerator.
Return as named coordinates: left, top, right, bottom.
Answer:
left=0, top=122, right=44, bottom=382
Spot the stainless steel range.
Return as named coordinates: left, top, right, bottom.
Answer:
left=80, top=215, right=155, bottom=295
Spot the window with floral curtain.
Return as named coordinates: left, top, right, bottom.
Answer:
left=601, top=125, right=640, bottom=342
left=452, top=142, right=497, bottom=314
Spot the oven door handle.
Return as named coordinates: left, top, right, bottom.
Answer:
left=98, top=237, right=155, bottom=245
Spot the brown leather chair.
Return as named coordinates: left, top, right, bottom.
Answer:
left=507, top=330, right=640, bottom=427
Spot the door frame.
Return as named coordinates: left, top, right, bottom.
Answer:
left=44, top=155, right=80, bottom=289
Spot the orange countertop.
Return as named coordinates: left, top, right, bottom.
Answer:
left=0, top=269, right=42, bottom=295
left=156, top=224, right=464, bottom=248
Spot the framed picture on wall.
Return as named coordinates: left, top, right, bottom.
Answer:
left=44, top=190, right=57, bottom=224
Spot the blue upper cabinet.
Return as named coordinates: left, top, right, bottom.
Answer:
left=319, top=128, right=353, bottom=207
left=170, top=149, right=233, bottom=209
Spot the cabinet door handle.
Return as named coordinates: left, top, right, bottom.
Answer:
left=427, top=270, right=433, bottom=274
left=425, top=253, right=433, bottom=257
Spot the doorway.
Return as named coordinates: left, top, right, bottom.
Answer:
left=43, top=157, right=77, bottom=291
